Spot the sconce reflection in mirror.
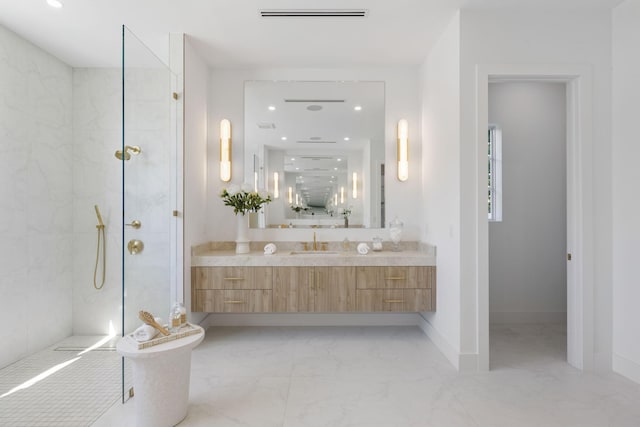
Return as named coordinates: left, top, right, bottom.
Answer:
left=273, top=172, right=280, bottom=199
left=352, top=172, right=358, bottom=199
left=397, top=119, right=409, bottom=182
left=220, top=119, right=231, bottom=182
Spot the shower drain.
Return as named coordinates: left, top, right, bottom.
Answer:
left=54, top=347, right=116, bottom=352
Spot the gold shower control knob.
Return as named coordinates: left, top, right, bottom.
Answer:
left=125, top=220, right=141, bottom=229
left=127, top=239, right=144, bottom=255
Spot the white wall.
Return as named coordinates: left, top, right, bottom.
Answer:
left=458, top=9, right=612, bottom=369
left=419, top=12, right=461, bottom=368
left=182, top=35, right=209, bottom=324
left=488, top=82, right=567, bottom=324
left=207, top=67, right=421, bottom=244
left=0, top=24, right=73, bottom=368
left=612, top=0, right=640, bottom=384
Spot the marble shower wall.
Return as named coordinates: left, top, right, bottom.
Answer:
left=0, top=23, right=174, bottom=370
left=0, top=25, right=74, bottom=368
left=72, top=66, right=173, bottom=336
left=121, top=66, right=173, bottom=334
left=71, top=68, right=123, bottom=335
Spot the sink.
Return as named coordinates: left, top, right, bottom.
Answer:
left=289, top=251, right=340, bottom=256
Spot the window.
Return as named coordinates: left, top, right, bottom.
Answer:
left=488, top=125, right=503, bottom=222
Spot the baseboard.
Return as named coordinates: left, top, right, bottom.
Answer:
left=416, top=314, right=467, bottom=370
left=200, top=313, right=421, bottom=328
left=613, top=353, right=640, bottom=385
left=490, top=311, right=567, bottom=324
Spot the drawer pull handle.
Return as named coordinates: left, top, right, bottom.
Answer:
left=385, top=276, right=405, bottom=280
left=384, top=299, right=405, bottom=303
left=223, top=277, right=244, bottom=281
left=224, top=300, right=245, bottom=304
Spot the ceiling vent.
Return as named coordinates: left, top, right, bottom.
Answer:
left=297, top=140, right=336, bottom=144
left=257, top=122, right=276, bottom=129
left=285, top=99, right=345, bottom=103
left=260, top=9, right=368, bottom=18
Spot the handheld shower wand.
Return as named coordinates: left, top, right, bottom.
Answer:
left=94, top=205, right=104, bottom=228
left=93, top=205, right=106, bottom=290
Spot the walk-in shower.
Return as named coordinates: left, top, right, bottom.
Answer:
left=0, top=24, right=176, bottom=426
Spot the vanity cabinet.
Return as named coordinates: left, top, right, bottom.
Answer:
left=355, top=266, right=435, bottom=312
left=192, top=265, right=435, bottom=313
left=192, top=267, right=272, bottom=312
left=273, top=266, right=356, bottom=312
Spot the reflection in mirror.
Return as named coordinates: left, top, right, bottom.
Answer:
left=244, top=81, right=385, bottom=228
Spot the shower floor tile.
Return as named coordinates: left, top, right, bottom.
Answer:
left=0, top=335, right=122, bottom=427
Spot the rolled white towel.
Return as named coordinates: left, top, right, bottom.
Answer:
left=357, top=242, right=370, bottom=255
left=133, top=324, right=158, bottom=342
left=133, top=316, right=163, bottom=342
left=264, top=243, right=277, bottom=255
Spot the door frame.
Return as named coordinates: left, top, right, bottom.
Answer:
left=476, top=64, right=594, bottom=371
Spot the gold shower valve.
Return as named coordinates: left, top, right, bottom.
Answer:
left=127, top=239, right=144, bottom=255
left=125, top=220, right=141, bottom=229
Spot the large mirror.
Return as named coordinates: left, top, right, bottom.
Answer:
left=244, top=81, right=385, bottom=228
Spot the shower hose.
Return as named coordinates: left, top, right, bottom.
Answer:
left=94, top=223, right=106, bottom=290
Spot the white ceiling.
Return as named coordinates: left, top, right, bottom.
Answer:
left=0, top=0, right=625, bottom=69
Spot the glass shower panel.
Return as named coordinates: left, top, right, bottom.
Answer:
left=121, top=26, right=176, bottom=400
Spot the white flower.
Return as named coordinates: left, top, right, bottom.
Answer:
left=227, top=184, right=240, bottom=195
left=258, top=189, right=269, bottom=199
left=241, top=183, right=253, bottom=193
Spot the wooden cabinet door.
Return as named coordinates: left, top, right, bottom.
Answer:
left=273, top=267, right=312, bottom=312
left=356, top=266, right=434, bottom=289
left=356, top=289, right=432, bottom=312
left=312, top=267, right=356, bottom=312
left=192, top=266, right=272, bottom=290
left=195, top=289, right=272, bottom=312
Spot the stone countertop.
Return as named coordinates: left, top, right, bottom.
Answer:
left=191, top=248, right=436, bottom=267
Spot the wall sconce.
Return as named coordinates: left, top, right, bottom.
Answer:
left=288, top=186, right=293, bottom=204
left=220, top=119, right=232, bottom=182
left=295, top=194, right=299, bottom=205
left=352, top=172, right=358, bottom=199
left=334, top=193, right=338, bottom=205
left=340, top=186, right=345, bottom=204
left=397, top=119, right=409, bottom=182
left=273, top=172, right=279, bottom=198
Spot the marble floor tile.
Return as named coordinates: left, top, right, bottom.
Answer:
left=92, top=324, right=640, bottom=427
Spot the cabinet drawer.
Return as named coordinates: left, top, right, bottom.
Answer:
left=192, top=267, right=272, bottom=290
left=356, top=289, right=433, bottom=312
left=356, top=266, right=434, bottom=289
left=195, top=290, right=272, bottom=312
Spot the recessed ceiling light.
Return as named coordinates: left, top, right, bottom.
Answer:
left=281, top=136, right=287, bottom=140
left=296, top=167, right=299, bottom=170
left=354, top=105, right=362, bottom=111
left=344, top=137, right=350, bottom=141
left=290, top=157, right=295, bottom=161
left=47, top=0, right=63, bottom=8
left=334, top=167, right=338, bottom=170
left=268, top=105, right=276, bottom=111
left=337, top=158, right=342, bottom=161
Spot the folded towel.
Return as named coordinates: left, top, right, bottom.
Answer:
left=133, top=324, right=158, bottom=342
left=357, top=243, right=370, bottom=255
left=133, top=317, right=163, bottom=342
left=264, top=243, right=277, bottom=255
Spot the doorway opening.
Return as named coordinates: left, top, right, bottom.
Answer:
left=476, top=65, right=595, bottom=372
left=487, top=81, right=568, bottom=369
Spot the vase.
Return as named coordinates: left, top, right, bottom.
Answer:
left=235, top=214, right=250, bottom=254
left=389, top=216, right=403, bottom=252
left=344, top=217, right=349, bottom=228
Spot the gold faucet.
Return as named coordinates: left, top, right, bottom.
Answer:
left=313, top=232, right=317, bottom=251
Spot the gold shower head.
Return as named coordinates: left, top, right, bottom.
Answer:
left=115, top=145, right=141, bottom=160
